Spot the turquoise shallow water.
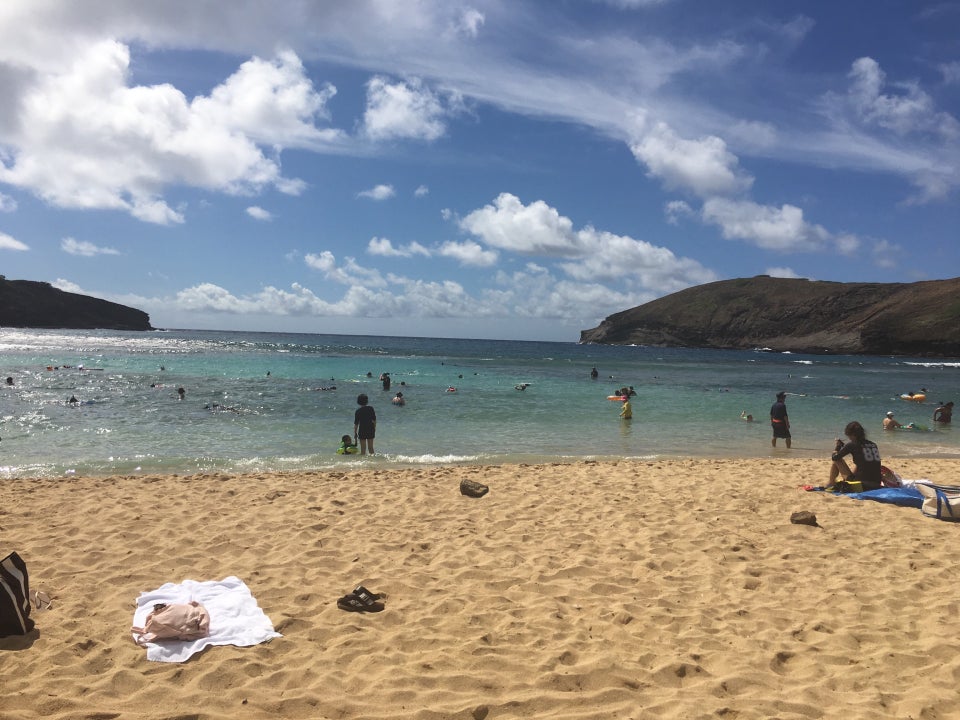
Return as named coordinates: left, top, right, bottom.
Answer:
left=0, top=328, right=957, bottom=478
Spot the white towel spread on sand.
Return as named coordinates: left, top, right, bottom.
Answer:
left=132, top=576, right=281, bottom=663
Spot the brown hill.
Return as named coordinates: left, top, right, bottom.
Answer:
left=579, top=276, right=960, bottom=356
left=0, top=278, right=153, bottom=331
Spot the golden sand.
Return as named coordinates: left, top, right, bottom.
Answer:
left=2, top=457, right=960, bottom=719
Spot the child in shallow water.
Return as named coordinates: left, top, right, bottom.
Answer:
left=337, top=434, right=358, bottom=455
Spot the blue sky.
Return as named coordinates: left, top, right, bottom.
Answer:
left=0, top=1, right=957, bottom=341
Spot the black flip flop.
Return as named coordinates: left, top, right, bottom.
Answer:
left=337, top=593, right=384, bottom=613
left=352, top=585, right=386, bottom=605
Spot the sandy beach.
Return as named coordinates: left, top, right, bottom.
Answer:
left=3, top=457, right=960, bottom=719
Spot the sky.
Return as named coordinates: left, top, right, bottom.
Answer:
left=0, top=1, right=958, bottom=341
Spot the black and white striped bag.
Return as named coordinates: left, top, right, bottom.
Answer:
left=0, top=552, right=34, bottom=636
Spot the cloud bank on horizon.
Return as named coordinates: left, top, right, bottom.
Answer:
left=0, top=0, right=957, bottom=340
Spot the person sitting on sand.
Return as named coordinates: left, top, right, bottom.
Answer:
left=337, top=434, right=358, bottom=455
left=933, top=401, right=953, bottom=424
left=825, top=421, right=882, bottom=493
left=883, top=411, right=902, bottom=430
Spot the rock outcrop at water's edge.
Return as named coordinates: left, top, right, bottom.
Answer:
left=0, top=277, right=153, bottom=330
left=579, top=276, right=960, bottom=356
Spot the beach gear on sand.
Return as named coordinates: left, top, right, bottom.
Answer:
left=337, top=584, right=386, bottom=613
left=132, top=601, right=210, bottom=645
left=917, top=484, right=960, bottom=521
left=0, top=551, right=34, bottom=637
left=131, top=577, right=280, bottom=662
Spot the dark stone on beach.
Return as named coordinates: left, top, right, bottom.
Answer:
left=790, top=511, right=819, bottom=527
left=460, top=479, right=489, bottom=498
left=472, top=706, right=489, bottom=720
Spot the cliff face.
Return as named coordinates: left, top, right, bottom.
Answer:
left=0, top=278, right=153, bottom=331
left=579, top=276, right=960, bottom=356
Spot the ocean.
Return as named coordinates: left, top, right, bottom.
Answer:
left=0, top=328, right=957, bottom=478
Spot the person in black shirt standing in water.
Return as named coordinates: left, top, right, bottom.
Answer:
left=354, top=393, right=377, bottom=455
left=770, top=391, right=791, bottom=448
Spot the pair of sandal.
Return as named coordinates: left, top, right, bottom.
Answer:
left=31, top=590, right=52, bottom=611
left=337, top=585, right=386, bottom=613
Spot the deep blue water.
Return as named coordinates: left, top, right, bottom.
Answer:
left=0, top=328, right=957, bottom=478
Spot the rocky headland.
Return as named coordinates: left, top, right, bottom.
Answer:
left=0, top=277, right=153, bottom=331
left=580, top=276, right=960, bottom=356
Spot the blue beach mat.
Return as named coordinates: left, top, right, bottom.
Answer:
left=841, top=487, right=924, bottom=508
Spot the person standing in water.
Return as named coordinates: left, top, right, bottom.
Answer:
left=354, top=393, right=377, bottom=455
left=770, top=391, right=791, bottom=448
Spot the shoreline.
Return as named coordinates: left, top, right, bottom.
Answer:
left=4, top=458, right=960, bottom=719
left=3, top=440, right=960, bottom=481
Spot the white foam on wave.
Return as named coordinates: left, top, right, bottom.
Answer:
left=902, top=361, right=960, bottom=368
left=388, top=453, right=482, bottom=464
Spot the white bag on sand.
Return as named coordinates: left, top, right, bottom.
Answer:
left=917, top=484, right=960, bottom=521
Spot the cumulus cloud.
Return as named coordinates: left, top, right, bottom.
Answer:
left=630, top=121, right=753, bottom=198
left=367, top=237, right=431, bottom=257
left=459, top=193, right=714, bottom=292
left=0, top=231, right=28, bottom=251
left=438, top=240, right=499, bottom=267
left=0, top=42, right=341, bottom=224
left=765, top=266, right=804, bottom=279
left=61, top=237, right=120, bottom=256
left=701, top=198, right=833, bottom=252
left=304, top=251, right=388, bottom=289
left=246, top=206, right=273, bottom=221
left=357, top=184, right=396, bottom=200
left=362, top=76, right=448, bottom=142
left=664, top=200, right=693, bottom=224
left=846, top=57, right=959, bottom=139
left=414, top=184, right=429, bottom=197
left=0, top=193, right=16, bottom=212
left=460, top=194, right=580, bottom=256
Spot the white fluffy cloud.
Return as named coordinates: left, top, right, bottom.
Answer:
left=246, top=206, right=273, bottom=221
left=61, top=237, right=120, bottom=257
left=362, top=76, right=448, bottom=142
left=0, top=42, right=341, bottom=224
left=460, top=193, right=581, bottom=256
left=664, top=199, right=693, bottom=224
left=368, top=237, right=431, bottom=257
left=0, top=231, right=28, bottom=251
left=305, top=251, right=388, bottom=289
left=357, top=184, right=396, bottom=200
left=765, top=266, right=804, bottom=279
left=701, top=198, right=833, bottom=252
left=630, top=121, right=752, bottom=198
left=847, top=57, right=959, bottom=139
left=414, top=185, right=429, bottom=197
left=459, top=193, right=714, bottom=291
left=438, top=240, right=499, bottom=267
